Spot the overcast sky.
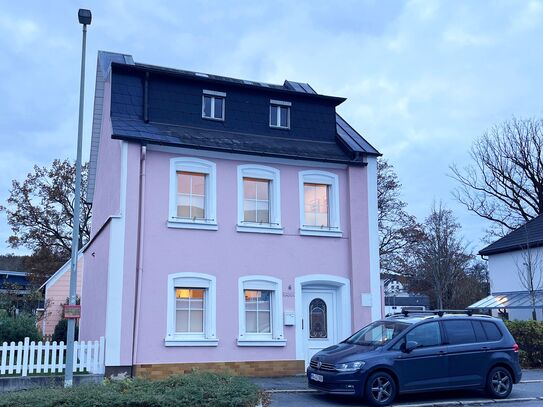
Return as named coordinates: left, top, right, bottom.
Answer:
left=1, top=0, right=542, bottom=257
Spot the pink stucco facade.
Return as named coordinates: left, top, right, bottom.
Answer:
left=42, top=256, right=83, bottom=337
left=81, top=144, right=381, bottom=369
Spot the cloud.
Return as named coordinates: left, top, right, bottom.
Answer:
left=1, top=0, right=543, bottom=255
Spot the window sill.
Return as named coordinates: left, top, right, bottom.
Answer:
left=236, top=224, right=284, bottom=235
left=202, top=116, right=224, bottom=122
left=237, top=338, right=287, bottom=347
left=299, top=227, right=343, bottom=238
left=167, top=220, right=218, bottom=231
left=269, top=125, right=290, bottom=130
left=164, top=338, right=219, bottom=347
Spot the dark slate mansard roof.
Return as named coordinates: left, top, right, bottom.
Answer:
left=479, top=213, right=543, bottom=256
left=87, top=51, right=380, bottom=203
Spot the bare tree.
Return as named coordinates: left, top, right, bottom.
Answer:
left=515, top=226, right=543, bottom=320
left=377, top=159, right=423, bottom=276
left=0, top=159, right=91, bottom=282
left=408, top=203, right=473, bottom=309
left=450, top=117, right=543, bottom=239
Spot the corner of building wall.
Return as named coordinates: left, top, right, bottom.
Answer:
left=366, top=156, right=382, bottom=321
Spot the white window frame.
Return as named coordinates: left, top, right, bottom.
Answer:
left=237, top=164, right=283, bottom=234
left=168, top=157, right=218, bottom=230
left=269, top=99, right=291, bottom=129
left=238, top=275, right=286, bottom=347
left=299, top=170, right=342, bottom=237
left=202, top=90, right=226, bottom=121
left=165, top=272, right=218, bottom=346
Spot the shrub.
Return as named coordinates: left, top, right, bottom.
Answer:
left=0, top=372, right=262, bottom=407
left=0, top=312, right=41, bottom=343
left=505, top=320, right=543, bottom=368
left=52, top=318, right=79, bottom=342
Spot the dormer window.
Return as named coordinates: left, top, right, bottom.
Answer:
left=202, top=90, right=225, bottom=121
left=270, top=100, right=290, bottom=129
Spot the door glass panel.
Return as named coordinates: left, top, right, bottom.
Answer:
left=309, top=298, right=327, bottom=338
left=405, top=322, right=441, bottom=347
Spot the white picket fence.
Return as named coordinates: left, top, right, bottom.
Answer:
left=0, top=337, right=105, bottom=376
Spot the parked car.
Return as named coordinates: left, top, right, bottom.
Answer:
left=307, top=312, right=522, bottom=406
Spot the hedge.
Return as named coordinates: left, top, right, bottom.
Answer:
left=0, top=312, right=41, bottom=343
left=0, top=372, right=262, bottom=407
left=505, top=320, right=543, bottom=368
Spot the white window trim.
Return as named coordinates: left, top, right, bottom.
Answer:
left=269, top=101, right=290, bottom=129
left=238, top=275, right=286, bottom=347
left=165, top=272, right=218, bottom=347
left=299, top=170, right=342, bottom=237
left=168, top=157, right=218, bottom=230
left=237, top=164, right=283, bottom=234
left=202, top=91, right=225, bottom=121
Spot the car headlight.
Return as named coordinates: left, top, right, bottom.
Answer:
left=334, top=361, right=366, bottom=372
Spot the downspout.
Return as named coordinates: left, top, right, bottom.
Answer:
left=131, top=144, right=147, bottom=374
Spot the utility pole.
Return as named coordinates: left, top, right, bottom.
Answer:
left=65, top=8, right=91, bottom=388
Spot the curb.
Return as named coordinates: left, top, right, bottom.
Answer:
left=520, top=379, right=543, bottom=384
left=266, top=390, right=543, bottom=406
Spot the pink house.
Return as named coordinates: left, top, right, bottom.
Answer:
left=40, top=252, right=83, bottom=337
left=80, top=51, right=381, bottom=378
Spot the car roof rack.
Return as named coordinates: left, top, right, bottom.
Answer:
left=398, top=309, right=475, bottom=317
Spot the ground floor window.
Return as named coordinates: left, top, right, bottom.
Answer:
left=175, top=288, right=205, bottom=333
left=238, top=276, right=286, bottom=347
left=165, top=273, right=217, bottom=346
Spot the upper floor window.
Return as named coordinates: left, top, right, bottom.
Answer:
left=237, top=165, right=282, bottom=234
left=168, top=157, right=217, bottom=230
left=202, top=90, right=225, bottom=121
left=269, top=100, right=290, bottom=129
left=298, top=170, right=342, bottom=237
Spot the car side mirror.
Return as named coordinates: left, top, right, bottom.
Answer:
left=403, top=341, right=419, bottom=353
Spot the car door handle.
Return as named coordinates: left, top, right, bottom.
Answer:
left=438, top=350, right=447, bottom=356
left=481, top=346, right=489, bottom=351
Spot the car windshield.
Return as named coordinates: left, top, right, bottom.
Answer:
left=344, top=320, right=409, bottom=346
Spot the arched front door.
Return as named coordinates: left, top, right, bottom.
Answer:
left=301, top=290, right=337, bottom=367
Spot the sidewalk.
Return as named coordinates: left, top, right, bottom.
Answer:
left=250, top=370, right=543, bottom=392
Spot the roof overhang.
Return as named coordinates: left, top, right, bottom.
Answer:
left=468, top=291, right=543, bottom=310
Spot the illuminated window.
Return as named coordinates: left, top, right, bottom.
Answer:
left=175, top=288, right=205, bottom=333
left=298, top=171, right=341, bottom=237
left=166, top=273, right=217, bottom=347
left=237, top=276, right=286, bottom=346
left=169, top=157, right=217, bottom=230
left=244, top=290, right=271, bottom=333
left=237, top=165, right=282, bottom=234
left=304, top=183, right=329, bottom=228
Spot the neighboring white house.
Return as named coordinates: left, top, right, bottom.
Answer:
left=469, top=214, right=543, bottom=320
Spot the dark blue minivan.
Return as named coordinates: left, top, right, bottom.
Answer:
left=307, top=313, right=522, bottom=406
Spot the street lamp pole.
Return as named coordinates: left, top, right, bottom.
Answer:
left=65, top=8, right=91, bottom=388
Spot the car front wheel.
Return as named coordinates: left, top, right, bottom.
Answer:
left=365, top=371, right=397, bottom=406
left=486, top=366, right=513, bottom=399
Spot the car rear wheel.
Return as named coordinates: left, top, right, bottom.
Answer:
left=486, top=366, right=513, bottom=399
left=365, top=371, right=397, bottom=406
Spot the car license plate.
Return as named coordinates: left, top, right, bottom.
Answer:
left=310, top=373, right=323, bottom=382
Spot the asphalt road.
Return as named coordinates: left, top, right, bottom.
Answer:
left=269, top=382, right=543, bottom=406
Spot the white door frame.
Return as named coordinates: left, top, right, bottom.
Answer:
left=295, top=275, right=351, bottom=362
